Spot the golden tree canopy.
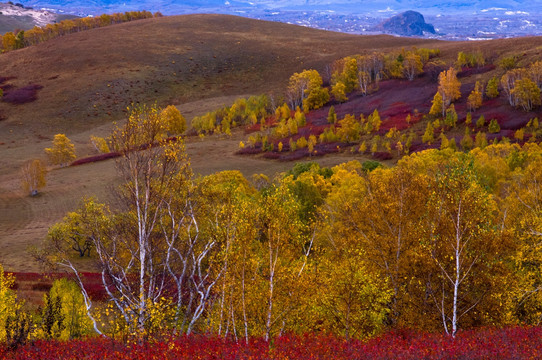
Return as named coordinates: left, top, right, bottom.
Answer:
left=45, top=134, right=76, bottom=167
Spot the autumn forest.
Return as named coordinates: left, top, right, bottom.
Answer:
left=3, top=10, right=542, bottom=359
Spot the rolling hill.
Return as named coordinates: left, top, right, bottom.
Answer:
left=0, top=14, right=440, bottom=272
left=2, top=14, right=542, bottom=272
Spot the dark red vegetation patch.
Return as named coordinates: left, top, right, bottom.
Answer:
left=1, top=326, right=542, bottom=359
left=372, top=151, right=393, bottom=161
left=457, top=64, right=496, bottom=78
left=2, top=84, right=43, bottom=104
left=236, top=147, right=261, bottom=155
left=10, top=272, right=107, bottom=301
left=71, top=152, right=121, bottom=166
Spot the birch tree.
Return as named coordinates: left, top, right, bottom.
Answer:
left=438, top=67, right=461, bottom=116
left=424, top=157, right=500, bottom=337
left=38, top=104, right=223, bottom=338
left=21, top=159, right=47, bottom=196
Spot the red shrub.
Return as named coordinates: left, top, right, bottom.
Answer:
left=457, top=64, right=496, bottom=78
left=70, top=152, right=121, bottom=166
left=1, top=327, right=542, bottom=359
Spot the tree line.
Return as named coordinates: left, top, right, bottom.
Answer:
left=0, top=11, right=160, bottom=53
left=0, top=105, right=536, bottom=346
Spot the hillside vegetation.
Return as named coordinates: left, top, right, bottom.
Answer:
left=5, top=12, right=542, bottom=357
left=0, top=14, right=442, bottom=272
left=2, top=14, right=542, bottom=272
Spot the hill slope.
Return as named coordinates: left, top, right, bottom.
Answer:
left=0, top=14, right=439, bottom=272
left=0, top=14, right=438, bottom=142
left=3, top=14, right=542, bottom=272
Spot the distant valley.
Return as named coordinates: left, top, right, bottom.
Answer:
left=9, top=0, right=542, bottom=40
left=0, top=2, right=75, bottom=33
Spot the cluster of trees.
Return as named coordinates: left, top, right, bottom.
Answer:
left=429, top=67, right=462, bottom=119
left=240, top=54, right=542, bottom=161
left=329, top=48, right=440, bottom=102
left=246, top=106, right=389, bottom=155
left=20, top=104, right=185, bottom=197
left=192, top=95, right=270, bottom=135
left=0, top=11, right=159, bottom=52
left=286, top=48, right=439, bottom=112
left=20, top=134, right=76, bottom=197
left=18, top=105, right=542, bottom=344
left=0, top=265, right=93, bottom=349
left=287, top=70, right=329, bottom=111
left=456, top=51, right=486, bottom=69
left=500, top=61, right=542, bottom=111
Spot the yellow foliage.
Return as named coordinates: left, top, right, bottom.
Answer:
left=90, top=135, right=110, bottom=153
left=160, top=105, right=186, bottom=134
left=21, top=159, right=47, bottom=196
left=45, top=134, right=76, bottom=167
left=438, top=67, right=461, bottom=107
left=0, top=264, right=18, bottom=342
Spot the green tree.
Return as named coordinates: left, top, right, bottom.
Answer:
left=440, top=133, right=449, bottom=150
left=476, top=114, right=486, bottom=128
left=460, top=127, right=474, bottom=150
left=50, top=279, right=93, bottom=339
left=488, top=119, right=501, bottom=133
left=475, top=131, right=488, bottom=149
left=486, top=76, right=499, bottom=99
left=465, top=112, right=472, bottom=126
left=444, top=104, right=458, bottom=128
left=429, top=91, right=443, bottom=117
left=422, top=122, right=435, bottom=144
left=14, top=31, right=24, bottom=49
left=327, top=106, right=337, bottom=124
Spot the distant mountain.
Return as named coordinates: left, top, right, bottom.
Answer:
left=0, top=2, right=76, bottom=33
left=377, top=10, right=435, bottom=36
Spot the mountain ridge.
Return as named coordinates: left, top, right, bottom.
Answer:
left=378, top=10, right=436, bottom=37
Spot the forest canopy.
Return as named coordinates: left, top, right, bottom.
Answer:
left=29, top=105, right=542, bottom=342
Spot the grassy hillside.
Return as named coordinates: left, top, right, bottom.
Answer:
left=0, top=14, right=438, bottom=141
left=2, top=14, right=542, bottom=272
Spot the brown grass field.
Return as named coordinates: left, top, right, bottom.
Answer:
left=2, top=14, right=542, bottom=273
